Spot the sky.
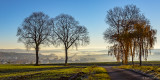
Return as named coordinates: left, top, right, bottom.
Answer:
left=0, top=0, right=160, bottom=50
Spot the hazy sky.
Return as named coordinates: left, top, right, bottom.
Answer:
left=0, top=0, right=160, bottom=50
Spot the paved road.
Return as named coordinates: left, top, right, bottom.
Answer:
left=102, top=66, right=154, bottom=80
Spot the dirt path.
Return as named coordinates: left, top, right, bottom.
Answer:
left=102, top=66, right=154, bottom=80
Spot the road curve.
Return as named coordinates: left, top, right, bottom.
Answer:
left=102, top=66, right=154, bottom=80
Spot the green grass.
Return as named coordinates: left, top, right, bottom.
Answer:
left=0, top=64, right=110, bottom=80
left=115, top=65, right=160, bottom=79
left=127, top=61, right=160, bottom=66
left=41, top=61, right=160, bottom=66
left=0, top=64, right=65, bottom=73
left=44, top=62, right=122, bottom=66
left=83, top=66, right=110, bottom=80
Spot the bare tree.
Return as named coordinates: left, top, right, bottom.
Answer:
left=17, top=12, right=53, bottom=66
left=51, top=14, right=89, bottom=65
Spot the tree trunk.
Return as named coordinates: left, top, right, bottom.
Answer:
left=121, top=52, right=124, bottom=65
left=35, top=45, right=39, bottom=66
left=139, top=45, right=142, bottom=66
left=124, top=49, right=128, bottom=64
left=132, top=55, right=134, bottom=65
left=132, top=45, right=135, bottom=65
left=121, top=47, right=124, bottom=65
left=65, top=47, right=68, bottom=66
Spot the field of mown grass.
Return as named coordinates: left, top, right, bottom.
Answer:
left=115, top=65, right=160, bottom=79
left=43, top=61, right=160, bottom=66
left=0, top=64, right=110, bottom=80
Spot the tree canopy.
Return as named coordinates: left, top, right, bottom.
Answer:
left=17, top=12, right=53, bottom=65
left=104, top=5, right=157, bottom=65
left=51, top=14, right=89, bottom=65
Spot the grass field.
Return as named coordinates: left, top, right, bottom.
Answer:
left=0, top=61, right=160, bottom=80
left=115, top=65, right=160, bottom=79
left=0, top=64, right=110, bottom=80
left=43, top=61, right=160, bottom=66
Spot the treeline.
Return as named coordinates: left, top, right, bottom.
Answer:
left=103, top=5, right=156, bottom=65
left=17, top=4, right=156, bottom=66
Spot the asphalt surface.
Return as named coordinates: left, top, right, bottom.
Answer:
left=102, top=66, right=154, bottom=80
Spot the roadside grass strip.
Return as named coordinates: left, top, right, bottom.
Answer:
left=83, top=66, right=110, bottom=80
left=115, top=65, right=160, bottom=79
